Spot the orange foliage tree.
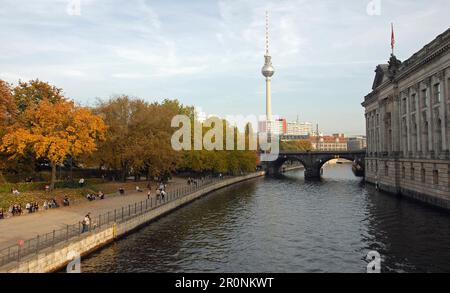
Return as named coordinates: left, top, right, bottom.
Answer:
left=1, top=99, right=107, bottom=189
left=0, top=80, right=17, bottom=182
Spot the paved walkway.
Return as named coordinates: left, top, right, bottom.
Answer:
left=0, top=178, right=188, bottom=250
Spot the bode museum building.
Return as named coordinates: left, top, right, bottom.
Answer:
left=362, top=28, right=450, bottom=210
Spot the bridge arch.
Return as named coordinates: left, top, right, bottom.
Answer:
left=263, top=151, right=366, bottom=180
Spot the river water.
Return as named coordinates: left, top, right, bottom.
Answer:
left=81, top=164, right=450, bottom=273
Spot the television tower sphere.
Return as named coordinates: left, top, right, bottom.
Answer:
left=262, top=55, right=275, bottom=78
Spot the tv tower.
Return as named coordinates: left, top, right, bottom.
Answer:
left=261, top=11, right=275, bottom=122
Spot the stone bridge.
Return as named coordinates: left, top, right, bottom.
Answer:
left=262, top=150, right=366, bottom=179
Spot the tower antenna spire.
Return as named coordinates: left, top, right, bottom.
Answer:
left=265, top=10, right=269, bottom=56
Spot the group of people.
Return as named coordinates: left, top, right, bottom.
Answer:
left=86, top=191, right=104, bottom=201
left=9, top=204, right=23, bottom=216
left=11, top=188, right=20, bottom=195
left=156, top=182, right=167, bottom=200
left=43, top=198, right=59, bottom=209
left=187, top=177, right=199, bottom=187
left=4, top=198, right=61, bottom=219
left=145, top=182, right=167, bottom=200
left=25, top=202, right=39, bottom=214
left=81, top=213, right=92, bottom=233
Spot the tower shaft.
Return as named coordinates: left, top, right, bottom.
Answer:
left=266, top=77, right=272, bottom=121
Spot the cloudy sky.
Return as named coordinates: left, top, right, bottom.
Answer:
left=0, top=0, right=449, bottom=135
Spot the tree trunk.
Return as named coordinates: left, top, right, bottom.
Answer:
left=50, top=162, right=57, bottom=190
left=121, top=162, right=128, bottom=182
left=0, top=171, right=6, bottom=183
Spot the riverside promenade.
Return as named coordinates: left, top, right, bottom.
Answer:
left=0, top=172, right=265, bottom=272
left=0, top=178, right=186, bottom=251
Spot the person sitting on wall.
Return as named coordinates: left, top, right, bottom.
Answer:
left=98, top=191, right=105, bottom=200
left=135, top=186, right=143, bottom=192
left=51, top=198, right=59, bottom=208
left=118, top=188, right=125, bottom=195
left=63, top=196, right=70, bottom=206
left=12, top=188, right=20, bottom=195
left=0, top=208, right=4, bottom=219
left=79, top=178, right=85, bottom=187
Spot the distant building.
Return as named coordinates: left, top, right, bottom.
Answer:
left=280, top=134, right=309, bottom=141
left=347, top=136, right=367, bottom=151
left=309, top=133, right=348, bottom=151
left=286, top=121, right=313, bottom=136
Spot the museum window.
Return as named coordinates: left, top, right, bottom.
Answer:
left=422, top=112, right=429, bottom=153
left=402, top=165, right=405, bottom=179
left=384, top=163, right=389, bottom=176
left=433, top=169, right=439, bottom=185
left=435, top=113, right=442, bottom=153
left=421, top=89, right=428, bottom=108
left=434, top=83, right=441, bottom=104
left=402, top=97, right=407, bottom=114
left=410, top=94, right=416, bottom=112
left=410, top=167, right=415, bottom=180
left=421, top=168, right=426, bottom=183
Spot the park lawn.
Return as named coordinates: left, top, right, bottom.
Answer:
left=0, top=180, right=152, bottom=210
left=0, top=188, right=89, bottom=210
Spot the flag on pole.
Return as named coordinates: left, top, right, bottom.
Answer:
left=391, top=23, right=395, bottom=54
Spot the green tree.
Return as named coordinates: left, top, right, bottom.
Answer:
left=280, top=140, right=312, bottom=152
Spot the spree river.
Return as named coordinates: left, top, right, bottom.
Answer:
left=81, top=164, right=450, bottom=273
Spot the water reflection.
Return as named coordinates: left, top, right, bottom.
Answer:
left=80, top=165, right=450, bottom=273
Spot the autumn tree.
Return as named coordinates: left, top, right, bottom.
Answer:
left=0, top=80, right=17, bottom=182
left=13, top=79, right=65, bottom=113
left=94, top=96, right=184, bottom=181
left=1, top=99, right=107, bottom=189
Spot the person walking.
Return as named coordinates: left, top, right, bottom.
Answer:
left=82, top=213, right=91, bottom=233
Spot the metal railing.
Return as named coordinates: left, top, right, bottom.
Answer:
left=0, top=175, right=233, bottom=268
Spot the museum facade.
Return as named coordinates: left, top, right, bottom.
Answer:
left=362, top=28, right=450, bottom=210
